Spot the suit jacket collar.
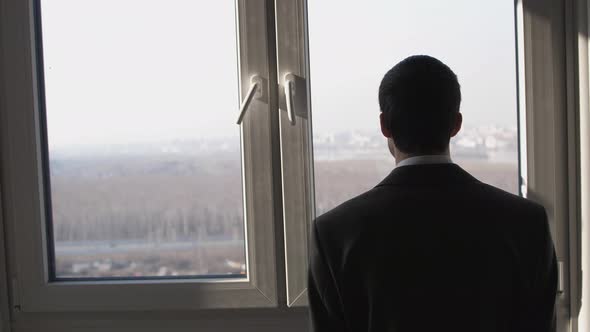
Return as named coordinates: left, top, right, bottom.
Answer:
left=376, top=163, right=480, bottom=187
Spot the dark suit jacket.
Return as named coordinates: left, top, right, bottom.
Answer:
left=308, top=163, right=557, bottom=332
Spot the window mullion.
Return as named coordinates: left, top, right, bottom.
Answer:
left=275, top=0, right=313, bottom=307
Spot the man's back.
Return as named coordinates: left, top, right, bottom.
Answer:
left=308, top=164, right=557, bottom=332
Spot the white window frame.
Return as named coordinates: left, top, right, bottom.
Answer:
left=0, top=0, right=279, bottom=313
left=275, top=0, right=314, bottom=308
left=572, top=0, right=590, bottom=331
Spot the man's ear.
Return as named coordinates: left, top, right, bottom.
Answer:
left=380, top=112, right=392, bottom=138
left=450, top=112, right=462, bottom=137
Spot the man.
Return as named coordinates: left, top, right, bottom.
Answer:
left=308, top=55, right=557, bottom=332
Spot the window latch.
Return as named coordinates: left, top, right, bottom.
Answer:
left=284, top=73, right=297, bottom=126
left=237, top=75, right=264, bottom=125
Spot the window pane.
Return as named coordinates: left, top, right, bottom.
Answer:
left=308, top=0, right=519, bottom=215
left=40, top=0, right=246, bottom=279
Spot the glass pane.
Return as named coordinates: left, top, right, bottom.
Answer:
left=40, top=0, right=246, bottom=279
left=308, top=0, right=519, bottom=215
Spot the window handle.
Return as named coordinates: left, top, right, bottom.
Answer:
left=284, top=73, right=296, bottom=125
left=236, top=75, right=263, bottom=125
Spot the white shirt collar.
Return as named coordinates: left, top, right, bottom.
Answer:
left=396, top=154, right=453, bottom=168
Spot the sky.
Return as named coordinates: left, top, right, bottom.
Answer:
left=41, top=0, right=240, bottom=148
left=308, top=0, right=518, bottom=136
left=40, top=0, right=517, bottom=148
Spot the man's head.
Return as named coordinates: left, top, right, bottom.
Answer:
left=378, top=55, right=462, bottom=158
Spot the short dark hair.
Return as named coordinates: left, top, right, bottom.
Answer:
left=378, top=55, right=461, bottom=154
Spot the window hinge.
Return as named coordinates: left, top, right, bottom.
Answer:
left=557, top=261, right=564, bottom=294
left=11, top=277, right=21, bottom=312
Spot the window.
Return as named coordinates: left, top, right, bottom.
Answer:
left=278, top=2, right=573, bottom=330
left=0, top=0, right=577, bottom=330
left=278, top=0, right=522, bottom=308
left=41, top=0, right=246, bottom=280
left=2, top=0, right=278, bottom=312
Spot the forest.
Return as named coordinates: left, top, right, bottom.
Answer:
left=49, top=149, right=517, bottom=277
